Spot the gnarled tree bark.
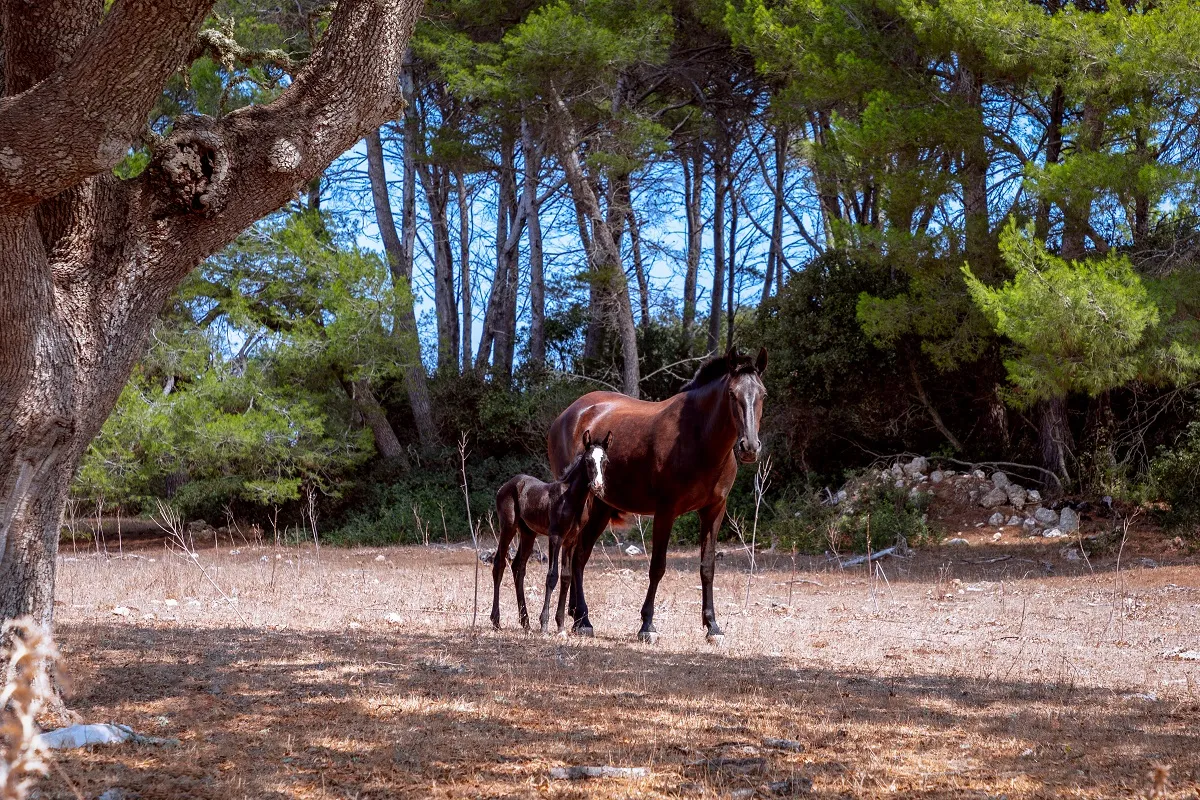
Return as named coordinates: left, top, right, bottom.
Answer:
left=0, top=0, right=425, bottom=625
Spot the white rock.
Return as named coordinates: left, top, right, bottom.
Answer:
left=836, top=489, right=848, bottom=503
left=1027, top=489, right=1042, bottom=503
left=1034, top=507, right=1058, bottom=525
left=164, top=598, right=178, bottom=607
left=624, top=545, right=642, bottom=556
left=930, top=470, right=944, bottom=484
left=904, top=457, right=929, bottom=477
left=980, top=487, right=1008, bottom=508
left=112, top=607, right=131, bottom=617
left=385, top=612, right=404, bottom=624
left=972, top=470, right=987, bottom=480
left=1006, top=485, right=1027, bottom=509
left=991, top=531, right=1002, bottom=541
left=375, top=554, right=386, bottom=562
left=988, top=512, right=1005, bottom=526
left=945, top=538, right=970, bottom=546
left=1062, top=548, right=1081, bottom=561
left=1006, top=515, right=1022, bottom=526
left=1058, top=507, right=1080, bottom=533
left=990, top=471, right=1010, bottom=489
left=1042, top=528, right=1066, bottom=539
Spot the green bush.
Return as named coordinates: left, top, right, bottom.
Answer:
left=767, top=471, right=936, bottom=555
left=1149, top=420, right=1200, bottom=535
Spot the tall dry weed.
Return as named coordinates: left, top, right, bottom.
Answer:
left=0, top=618, right=60, bottom=799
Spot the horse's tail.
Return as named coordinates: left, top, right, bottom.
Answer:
left=494, top=478, right=522, bottom=553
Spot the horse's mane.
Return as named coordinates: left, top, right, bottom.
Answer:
left=679, top=350, right=757, bottom=392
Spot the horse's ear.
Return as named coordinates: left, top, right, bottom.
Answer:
left=601, top=431, right=613, bottom=450
left=724, top=345, right=737, bottom=368
left=755, top=347, right=768, bottom=375
left=582, top=429, right=592, bottom=448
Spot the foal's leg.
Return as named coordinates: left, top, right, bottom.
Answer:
left=637, top=510, right=677, bottom=644
left=555, top=537, right=574, bottom=634
left=568, top=506, right=612, bottom=636
left=697, top=499, right=727, bottom=643
left=511, top=526, right=537, bottom=630
left=538, top=534, right=561, bottom=634
left=490, top=499, right=518, bottom=630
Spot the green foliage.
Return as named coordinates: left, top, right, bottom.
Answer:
left=1149, top=420, right=1200, bottom=536
left=77, top=353, right=372, bottom=520
left=768, top=473, right=936, bottom=555
left=963, top=222, right=1200, bottom=406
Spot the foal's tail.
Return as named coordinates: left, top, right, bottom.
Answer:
left=494, top=477, right=522, bottom=559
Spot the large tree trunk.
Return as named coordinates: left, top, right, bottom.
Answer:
left=0, top=0, right=423, bottom=624
left=1061, top=101, right=1105, bottom=261
left=681, top=146, right=702, bottom=353
left=1038, top=395, right=1074, bottom=485
left=365, top=127, right=437, bottom=451
left=955, top=64, right=993, bottom=273
left=708, top=153, right=727, bottom=355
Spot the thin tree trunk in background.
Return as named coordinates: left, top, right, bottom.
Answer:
left=628, top=209, right=650, bottom=329
left=551, top=89, right=639, bottom=397
left=1035, top=84, right=1065, bottom=241
left=522, top=120, right=547, bottom=371
left=338, top=375, right=407, bottom=465
left=956, top=64, right=993, bottom=274
left=496, top=135, right=522, bottom=384
left=762, top=126, right=787, bottom=305
left=708, top=154, right=727, bottom=355
left=365, top=126, right=437, bottom=452
left=455, top=169, right=473, bottom=369
left=726, top=181, right=738, bottom=351
left=681, top=146, right=702, bottom=353
left=1061, top=101, right=1104, bottom=261
left=579, top=206, right=604, bottom=361
left=417, top=161, right=459, bottom=374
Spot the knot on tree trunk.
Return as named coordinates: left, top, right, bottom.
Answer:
left=147, top=117, right=231, bottom=218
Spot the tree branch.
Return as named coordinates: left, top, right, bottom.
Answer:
left=0, top=0, right=215, bottom=212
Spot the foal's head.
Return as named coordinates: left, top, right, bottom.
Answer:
left=580, top=429, right=613, bottom=498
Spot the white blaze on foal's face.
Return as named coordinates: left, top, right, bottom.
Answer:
left=587, top=446, right=606, bottom=496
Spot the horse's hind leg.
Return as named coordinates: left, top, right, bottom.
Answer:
left=491, top=492, right=518, bottom=630
left=539, top=534, right=560, bottom=634
left=511, top=526, right=536, bottom=630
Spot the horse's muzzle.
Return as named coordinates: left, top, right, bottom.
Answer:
left=734, top=443, right=760, bottom=464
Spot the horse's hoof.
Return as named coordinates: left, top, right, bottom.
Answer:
left=573, top=624, right=595, bottom=638
left=637, top=630, right=659, bottom=644
left=705, top=632, right=725, bottom=645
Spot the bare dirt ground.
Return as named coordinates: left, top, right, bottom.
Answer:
left=38, top=527, right=1200, bottom=799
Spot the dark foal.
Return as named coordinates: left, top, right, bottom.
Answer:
left=547, top=347, right=767, bottom=643
left=490, top=430, right=611, bottom=633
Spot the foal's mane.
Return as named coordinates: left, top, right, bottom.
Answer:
left=556, top=451, right=588, bottom=484
left=679, top=350, right=757, bottom=392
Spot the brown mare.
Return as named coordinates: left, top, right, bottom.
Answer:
left=490, top=430, right=612, bottom=633
left=547, top=347, right=767, bottom=642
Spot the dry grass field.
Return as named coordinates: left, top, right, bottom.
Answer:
left=36, top=526, right=1200, bottom=799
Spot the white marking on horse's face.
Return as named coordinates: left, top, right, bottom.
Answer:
left=588, top=446, right=606, bottom=496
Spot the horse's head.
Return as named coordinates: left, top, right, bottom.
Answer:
left=726, top=347, right=768, bottom=464
left=580, top=429, right=613, bottom=497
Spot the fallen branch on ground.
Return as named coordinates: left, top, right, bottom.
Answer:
left=837, top=546, right=899, bottom=568
left=549, top=766, right=649, bottom=780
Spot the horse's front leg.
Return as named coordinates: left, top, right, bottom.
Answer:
left=491, top=506, right=518, bottom=630
left=638, top=509, right=676, bottom=643
left=511, top=528, right=536, bottom=631
left=539, top=534, right=560, bottom=634
left=698, top=500, right=727, bottom=643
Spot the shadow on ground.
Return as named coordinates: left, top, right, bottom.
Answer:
left=39, top=620, right=1200, bottom=799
